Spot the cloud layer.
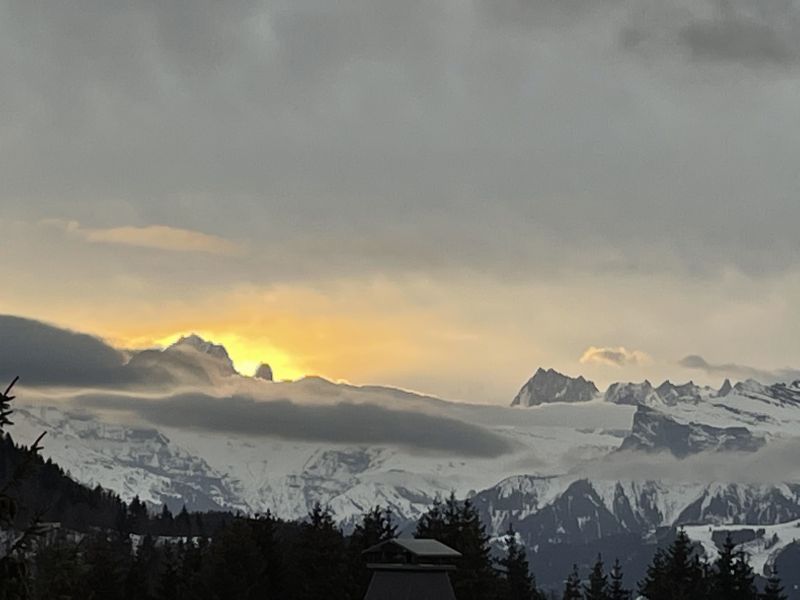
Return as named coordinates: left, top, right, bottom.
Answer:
left=77, top=391, right=515, bottom=458
left=678, top=355, right=800, bottom=383
left=2, top=1, right=800, bottom=398
left=2, top=0, right=800, bottom=281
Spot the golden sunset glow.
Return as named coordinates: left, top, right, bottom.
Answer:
left=151, top=331, right=307, bottom=381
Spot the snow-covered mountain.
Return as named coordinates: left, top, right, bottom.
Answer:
left=511, top=368, right=599, bottom=407
left=472, top=476, right=800, bottom=546
left=4, top=316, right=800, bottom=554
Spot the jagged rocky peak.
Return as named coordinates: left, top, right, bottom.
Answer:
left=718, top=378, right=733, bottom=397
left=733, top=379, right=770, bottom=396
left=604, top=380, right=658, bottom=406
left=254, top=363, right=274, bottom=381
left=511, top=368, right=599, bottom=407
left=170, top=334, right=231, bottom=362
left=654, top=380, right=704, bottom=405
left=620, top=405, right=766, bottom=458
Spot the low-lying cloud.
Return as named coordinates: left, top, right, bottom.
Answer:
left=579, top=346, right=650, bottom=368
left=572, top=439, right=800, bottom=485
left=679, top=354, right=800, bottom=383
left=76, top=392, right=516, bottom=458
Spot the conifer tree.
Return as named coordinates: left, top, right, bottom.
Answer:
left=584, top=555, right=610, bottom=600
left=294, top=503, right=347, bottom=600
left=731, top=549, right=757, bottom=600
left=348, top=506, right=397, bottom=597
left=562, top=564, right=582, bottom=600
left=125, top=534, right=157, bottom=600
left=203, top=516, right=280, bottom=600
left=175, top=505, right=192, bottom=537
left=84, top=532, right=130, bottom=600
left=639, top=529, right=706, bottom=600
left=498, top=524, right=543, bottom=600
left=415, top=493, right=499, bottom=600
left=0, top=377, right=47, bottom=600
left=155, top=544, right=180, bottom=600
left=414, top=497, right=446, bottom=540
left=711, top=534, right=738, bottom=600
left=761, top=566, right=788, bottom=600
left=608, top=559, right=630, bottom=600
left=30, top=535, right=87, bottom=600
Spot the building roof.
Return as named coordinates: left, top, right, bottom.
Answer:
left=363, top=538, right=462, bottom=558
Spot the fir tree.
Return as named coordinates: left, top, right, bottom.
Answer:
left=83, top=532, right=130, bottom=600
left=30, top=535, right=87, bottom=600
left=125, top=534, right=157, bottom=600
left=608, top=559, right=630, bottom=600
left=294, top=503, right=347, bottom=600
left=348, top=506, right=397, bottom=597
left=414, top=496, right=446, bottom=540
left=710, top=534, right=738, bottom=600
left=761, top=566, right=788, bottom=600
left=639, top=529, right=707, bottom=600
left=584, top=555, right=610, bottom=600
left=155, top=544, right=180, bottom=600
left=562, top=564, right=582, bottom=600
left=0, top=377, right=47, bottom=600
left=498, top=524, right=543, bottom=600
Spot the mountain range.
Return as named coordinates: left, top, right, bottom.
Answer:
left=3, top=315, right=800, bottom=584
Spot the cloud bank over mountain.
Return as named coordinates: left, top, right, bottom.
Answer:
left=678, top=354, right=800, bottom=383
left=76, top=391, right=516, bottom=458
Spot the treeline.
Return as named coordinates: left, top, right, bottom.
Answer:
left=5, top=496, right=790, bottom=600
left=562, top=531, right=788, bottom=600
left=0, top=433, right=238, bottom=537
left=3, top=497, right=542, bottom=600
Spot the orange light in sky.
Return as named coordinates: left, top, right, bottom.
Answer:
left=152, top=331, right=307, bottom=381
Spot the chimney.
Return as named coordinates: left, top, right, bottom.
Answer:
left=362, top=538, right=461, bottom=600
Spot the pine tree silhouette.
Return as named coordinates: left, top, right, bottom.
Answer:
left=0, top=377, right=47, bottom=600
left=498, top=524, right=544, bottom=600
left=562, top=564, right=582, bottom=600
left=639, top=530, right=707, bottom=600
left=711, top=534, right=738, bottom=600
left=584, top=555, right=610, bottom=600
left=416, top=493, right=499, bottom=600
left=348, top=506, right=396, bottom=597
left=608, top=558, right=630, bottom=600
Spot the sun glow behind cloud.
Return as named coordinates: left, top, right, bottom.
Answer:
left=150, top=331, right=307, bottom=381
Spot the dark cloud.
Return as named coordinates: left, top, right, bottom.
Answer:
left=678, top=355, right=800, bottom=383
left=0, top=315, right=226, bottom=388
left=0, top=315, right=131, bottom=386
left=77, top=392, right=516, bottom=457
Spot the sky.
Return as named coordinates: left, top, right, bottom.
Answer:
left=1, top=0, right=800, bottom=404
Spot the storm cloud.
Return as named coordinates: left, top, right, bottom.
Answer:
left=77, top=392, right=516, bottom=458
left=0, top=315, right=131, bottom=386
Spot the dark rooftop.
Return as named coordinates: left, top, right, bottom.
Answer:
left=363, top=538, right=462, bottom=558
